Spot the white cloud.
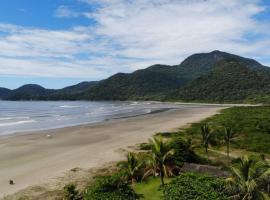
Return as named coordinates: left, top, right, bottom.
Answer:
left=55, top=5, right=80, bottom=18
left=85, top=0, right=268, bottom=61
left=0, top=0, right=270, bottom=81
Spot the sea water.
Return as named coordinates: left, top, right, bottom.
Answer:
left=0, top=101, right=184, bottom=135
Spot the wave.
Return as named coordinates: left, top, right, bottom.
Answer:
left=130, top=102, right=139, bottom=105
left=0, top=117, right=12, bottom=121
left=60, top=105, right=82, bottom=108
left=0, top=120, right=36, bottom=127
left=0, top=117, right=30, bottom=121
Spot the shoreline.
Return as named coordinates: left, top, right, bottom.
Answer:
left=0, top=107, right=169, bottom=138
left=0, top=101, right=248, bottom=138
left=0, top=105, right=227, bottom=198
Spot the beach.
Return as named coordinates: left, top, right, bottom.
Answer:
left=0, top=105, right=226, bottom=198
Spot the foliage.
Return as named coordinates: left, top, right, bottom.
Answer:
left=163, top=173, right=228, bottom=200
left=227, top=155, right=270, bottom=200
left=167, top=136, right=201, bottom=165
left=3, top=50, right=270, bottom=102
left=175, top=59, right=270, bottom=103
left=63, top=184, right=82, bottom=200
left=184, top=106, right=270, bottom=153
left=118, top=152, right=144, bottom=185
left=200, top=124, right=212, bottom=163
left=223, top=127, right=237, bottom=163
left=139, top=143, right=152, bottom=150
left=144, top=136, right=174, bottom=186
left=84, top=173, right=139, bottom=200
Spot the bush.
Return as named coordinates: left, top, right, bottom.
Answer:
left=163, top=173, right=228, bottom=200
left=139, top=143, right=151, bottom=150
left=168, top=137, right=202, bottom=165
left=84, top=173, right=139, bottom=200
left=63, top=184, right=82, bottom=200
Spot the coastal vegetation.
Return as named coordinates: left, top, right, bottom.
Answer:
left=163, top=173, right=228, bottom=200
left=59, top=106, right=270, bottom=200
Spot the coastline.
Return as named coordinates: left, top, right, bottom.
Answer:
left=0, top=100, right=240, bottom=138
left=0, top=105, right=227, bottom=198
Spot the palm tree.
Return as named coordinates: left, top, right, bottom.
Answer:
left=224, top=126, right=237, bottom=164
left=145, top=136, right=174, bottom=186
left=201, top=124, right=212, bottom=163
left=227, top=155, right=270, bottom=200
left=119, top=152, right=142, bottom=187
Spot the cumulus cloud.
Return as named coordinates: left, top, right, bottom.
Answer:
left=84, top=0, right=268, bottom=61
left=0, top=0, right=270, bottom=80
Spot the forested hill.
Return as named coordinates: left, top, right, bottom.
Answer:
left=1, top=50, right=270, bottom=103
left=172, top=59, right=270, bottom=103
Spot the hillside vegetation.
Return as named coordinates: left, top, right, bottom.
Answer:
left=2, top=50, right=270, bottom=103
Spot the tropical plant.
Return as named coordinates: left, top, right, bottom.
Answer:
left=227, top=155, right=270, bottom=200
left=144, top=136, right=174, bottom=186
left=201, top=124, right=212, bottom=163
left=118, top=152, right=143, bottom=187
left=224, top=126, right=237, bottom=164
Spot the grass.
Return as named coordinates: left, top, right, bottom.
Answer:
left=184, top=106, right=270, bottom=155
left=134, top=178, right=171, bottom=200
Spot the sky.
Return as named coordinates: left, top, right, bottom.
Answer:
left=0, top=0, right=270, bottom=89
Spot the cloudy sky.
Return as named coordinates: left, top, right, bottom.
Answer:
left=0, top=0, right=270, bottom=89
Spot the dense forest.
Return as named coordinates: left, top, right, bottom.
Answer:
left=2, top=50, right=270, bottom=103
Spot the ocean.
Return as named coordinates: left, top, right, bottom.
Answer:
left=0, top=101, right=185, bottom=135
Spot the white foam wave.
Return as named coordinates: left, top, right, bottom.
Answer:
left=0, top=120, right=36, bottom=127
left=0, top=117, right=12, bottom=121
left=130, top=102, right=139, bottom=105
left=0, top=117, right=30, bottom=121
left=60, top=105, right=81, bottom=108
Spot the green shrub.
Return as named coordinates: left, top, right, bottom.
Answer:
left=168, top=137, right=202, bottom=165
left=139, top=143, right=151, bottom=150
left=163, top=173, right=228, bottom=200
left=63, top=184, right=82, bottom=200
left=84, top=173, right=139, bottom=200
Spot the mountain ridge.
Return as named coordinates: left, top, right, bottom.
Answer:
left=1, top=50, right=270, bottom=103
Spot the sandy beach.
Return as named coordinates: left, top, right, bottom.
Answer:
left=0, top=105, right=227, bottom=198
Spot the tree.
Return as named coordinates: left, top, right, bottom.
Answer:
left=145, top=136, right=174, bottom=186
left=118, top=152, right=143, bottom=187
left=223, top=126, right=237, bottom=164
left=201, top=124, right=212, bottom=163
left=227, top=155, right=270, bottom=200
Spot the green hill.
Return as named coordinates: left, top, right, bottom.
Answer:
left=82, top=50, right=270, bottom=102
left=2, top=50, right=270, bottom=103
left=81, top=70, right=183, bottom=100
left=171, top=59, right=270, bottom=103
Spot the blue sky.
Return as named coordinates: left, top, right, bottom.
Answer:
left=0, top=0, right=270, bottom=89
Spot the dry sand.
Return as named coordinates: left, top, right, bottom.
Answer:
left=0, top=105, right=227, bottom=198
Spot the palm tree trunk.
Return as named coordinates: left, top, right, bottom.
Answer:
left=205, top=147, right=210, bottom=164
left=160, top=164, right=165, bottom=186
left=131, top=177, right=136, bottom=188
left=227, top=142, right=230, bottom=165
left=160, top=170, right=165, bottom=186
